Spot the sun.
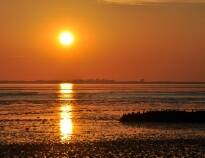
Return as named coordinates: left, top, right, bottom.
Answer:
left=59, top=32, right=74, bottom=46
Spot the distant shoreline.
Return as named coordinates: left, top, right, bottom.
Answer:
left=0, top=80, right=204, bottom=84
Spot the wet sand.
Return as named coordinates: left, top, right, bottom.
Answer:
left=0, top=138, right=204, bottom=158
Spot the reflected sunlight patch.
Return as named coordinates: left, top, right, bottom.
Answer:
left=60, top=83, right=73, bottom=94
left=59, top=83, right=74, bottom=143
left=59, top=83, right=73, bottom=100
left=60, top=105, right=73, bottom=142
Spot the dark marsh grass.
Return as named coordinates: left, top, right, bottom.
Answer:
left=120, top=110, right=205, bottom=123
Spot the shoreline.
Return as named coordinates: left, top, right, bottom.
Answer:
left=0, top=81, right=205, bottom=84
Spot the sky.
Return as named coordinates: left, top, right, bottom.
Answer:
left=104, top=0, right=205, bottom=4
left=0, top=0, right=205, bottom=81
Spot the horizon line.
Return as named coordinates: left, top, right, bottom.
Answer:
left=0, top=80, right=204, bottom=84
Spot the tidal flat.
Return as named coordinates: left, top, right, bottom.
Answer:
left=0, top=138, right=204, bottom=158
left=0, top=84, right=205, bottom=157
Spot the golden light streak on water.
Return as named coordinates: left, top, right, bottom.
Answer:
left=59, top=83, right=73, bottom=143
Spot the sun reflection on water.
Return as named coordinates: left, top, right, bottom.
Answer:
left=60, top=105, right=73, bottom=142
left=59, top=83, right=73, bottom=143
left=60, top=83, right=73, bottom=100
left=60, top=83, right=73, bottom=94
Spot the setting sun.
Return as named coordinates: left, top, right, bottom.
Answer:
left=59, top=32, right=74, bottom=46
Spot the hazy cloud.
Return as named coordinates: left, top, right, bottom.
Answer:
left=102, top=0, right=205, bottom=5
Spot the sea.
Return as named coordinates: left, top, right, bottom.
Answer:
left=0, top=83, right=205, bottom=144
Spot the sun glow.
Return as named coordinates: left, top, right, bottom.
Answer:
left=59, top=32, right=74, bottom=46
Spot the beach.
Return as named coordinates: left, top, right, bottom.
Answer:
left=0, top=138, right=204, bottom=157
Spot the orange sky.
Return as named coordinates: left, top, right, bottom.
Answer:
left=0, top=0, right=205, bottom=81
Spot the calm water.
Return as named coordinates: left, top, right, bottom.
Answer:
left=0, top=83, right=205, bottom=144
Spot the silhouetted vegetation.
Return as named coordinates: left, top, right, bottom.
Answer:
left=120, top=110, right=205, bottom=123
